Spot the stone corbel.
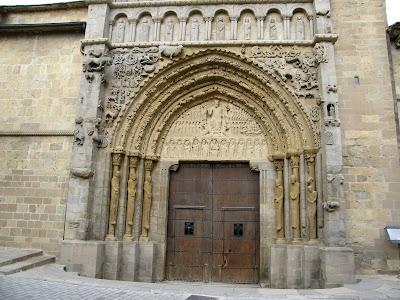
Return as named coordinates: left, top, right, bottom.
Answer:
left=323, top=201, right=340, bottom=212
left=105, top=151, right=124, bottom=241
left=70, top=168, right=94, bottom=179
left=249, top=162, right=260, bottom=172
left=139, top=156, right=158, bottom=241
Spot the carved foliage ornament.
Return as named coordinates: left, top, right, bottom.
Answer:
left=249, top=44, right=327, bottom=99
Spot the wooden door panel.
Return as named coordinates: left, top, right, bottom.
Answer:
left=166, top=163, right=259, bottom=283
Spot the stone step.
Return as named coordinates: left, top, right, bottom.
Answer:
left=0, top=255, right=55, bottom=275
left=0, top=248, right=43, bottom=267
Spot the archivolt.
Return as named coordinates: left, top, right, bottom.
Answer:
left=112, top=49, right=318, bottom=157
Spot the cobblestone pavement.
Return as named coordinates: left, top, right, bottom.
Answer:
left=0, top=264, right=399, bottom=300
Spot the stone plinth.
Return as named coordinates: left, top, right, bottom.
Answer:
left=269, top=244, right=354, bottom=289
left=320, top=247, right=355, bottom=288
left=60, top=240, right=105, bottom=279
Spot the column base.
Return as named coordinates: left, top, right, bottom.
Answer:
left=276, top=238, right=286, bottom=245
left=292, top=238, right=302, bottom=245
left=105, top=234, right=117, bottom=241
left=122, top=234, right=133, bottom=242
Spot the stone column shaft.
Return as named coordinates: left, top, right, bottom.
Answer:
left=274, top=159, right=285, bottom=243
left=123, top=156, right=139, bottom=241
left=106, top=153, right=123, bottom=241
left=108, top=21, right=113, bottom=41
left=308, top=16, right=314, bottom=39
left=140, top=158, right=156, bottom=241
left=179, top=18, right=187, bottom=41
left=290, top=155, right=301, bottom=244
left=306, top=153, right=318, bottom=243
left=129, top=19, right=137, bottom=42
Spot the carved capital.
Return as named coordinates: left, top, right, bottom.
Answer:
left=230, top=16, right=239, bottom=22
left=290, top=156, right=300, bottom=169
left=129, top=156, right=139, bottom=168
left=153, top=17, right=162, bottom=23
left=144, top=159, right=154, bottom=171
left=282, top=14, right=292, bottom=20
left=256, top=16, right=265, bottom=21
left=112, top=153, right=123, bottom=166
left=273, top=160, right=284, bottom=171
left=179, top=17, right=188, bottom=22
left=204, top=17, right=213, bottom=22
left=128, top=18, right=138, bottom=24
left=308, top=15, right=314, bottom=21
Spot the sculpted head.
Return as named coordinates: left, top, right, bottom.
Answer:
left=275, top=178, right=282, bottom=187
left=291, top=174, right=296, bottom=183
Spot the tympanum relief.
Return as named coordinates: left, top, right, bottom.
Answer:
left=161, top=100, right=268, bottom=160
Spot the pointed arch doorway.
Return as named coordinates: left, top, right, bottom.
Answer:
left=166, top=162, right=260, bottom=283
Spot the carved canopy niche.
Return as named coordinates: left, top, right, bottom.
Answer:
left=111, top=49, right=318, bottom=157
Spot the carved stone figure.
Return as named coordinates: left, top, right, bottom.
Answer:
left=165, top=17, right=174, bottom=41
left=275, top=178, right=284, bottom=239
left=244, top=17, right=251, bottom=40
left=328, top=104, right=336, bottom=118
left=140, top=19, right=150, bottom=42
left=83, top=50, right=112, bottom=73
left=205, top=100, right=228, bottom=135
left=114, top=19, right=125, bottom=43
left=140, top=160, right=154, bottom=241
left=161, top=100, right=267, bottom=159
left=191, top=18, right=199, bottom=41
left=141, top=172, right=152, bottom=239
left=106, top=166, right=120, bottom=241
left=295, top=16, right=305, bottom=40
left=216, top=16, right=225, bottom=40
left=290, top=174, right=300, bottom=241
left=270, top=18, right=277, bottom=40
left=160, top=45, right=183, bottom=59
left=74, top=117, right=84, bottom=146
left=307, top=176, right=317, bottom=240
left=123, top=156, right=138, bottom=241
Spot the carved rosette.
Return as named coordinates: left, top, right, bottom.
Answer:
left=273, top=158, right=285, bottom=242
left=105, top=152, right=123, bottom=241
left=139, top=158, right=156, bottom=241
left=123, top=155, right=139, bottom=241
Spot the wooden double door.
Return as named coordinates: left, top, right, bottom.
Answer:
left=166, top=163, right=260, bottom=283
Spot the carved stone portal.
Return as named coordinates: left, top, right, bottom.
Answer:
left=162, top=100, right=268, bottom=160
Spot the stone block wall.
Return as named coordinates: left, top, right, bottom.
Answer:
left=0, top=5, right=87, bottom=25
left=0, top=136, right=73, bottom=255
left=332, top=0, right=400, bottom=273
left=0, top=7, right=85, bottom=256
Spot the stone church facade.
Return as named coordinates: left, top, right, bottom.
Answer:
left=0, top=0, right=399, bottom=289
